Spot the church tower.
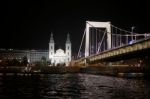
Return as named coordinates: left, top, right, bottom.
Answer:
left=65, top=33, right=71, bottom=62
left=49, top=33, right=55, bottom=62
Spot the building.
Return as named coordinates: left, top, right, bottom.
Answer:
left=0, top=49, right=48, bottom=63
left=29, top=50, right=49, bottom=63
left=0, top=49, right=29, bottom=62
left=0, top=33, right=72, bottom=66
left=49, top=33, right=71, bottom=66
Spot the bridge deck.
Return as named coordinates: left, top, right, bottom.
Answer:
left=74, top=38, right=150, bottom=65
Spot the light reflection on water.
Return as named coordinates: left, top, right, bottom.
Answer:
left=0, top=73, right=150, bottom=99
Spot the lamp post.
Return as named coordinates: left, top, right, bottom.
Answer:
left=131, top=26, right=135, bottom=41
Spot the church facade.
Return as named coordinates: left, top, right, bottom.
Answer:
left=49, top=33, right=71, bottom=66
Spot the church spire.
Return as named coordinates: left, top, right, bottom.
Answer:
left=65, top=33, right=71, bottom=65
left=50, top=33, right=54, bottom=43
left=66, top=33, right=71, bottom=43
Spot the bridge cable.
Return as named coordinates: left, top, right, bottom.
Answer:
left=97, top=29, right=107, bottom=53
left=111, top=26, right=114, bottom=48
left=96, top=28, right=98, bottom=52
left=77, top=28, right=86, bottom=58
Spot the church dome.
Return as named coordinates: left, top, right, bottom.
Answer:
left=55, top=49, right=66, bottom=56
left=56, top=49, right=64, bottom=53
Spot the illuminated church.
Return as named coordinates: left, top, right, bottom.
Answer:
left=0, top=33, right=72, bottom=66
left=49, top=33, right=71, bottom=66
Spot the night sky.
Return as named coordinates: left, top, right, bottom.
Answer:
left=1, top=0, right=150, bottom=54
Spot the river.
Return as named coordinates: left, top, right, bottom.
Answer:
left=0, top=73, right=150, bottom=99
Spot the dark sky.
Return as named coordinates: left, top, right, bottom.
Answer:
left=1, top=0, right=150, bottom=53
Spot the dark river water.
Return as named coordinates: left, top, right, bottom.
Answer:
left=0, top=73, right=150, bottom=99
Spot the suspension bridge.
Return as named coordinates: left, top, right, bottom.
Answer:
left=72, top=21, right=150, bottom=67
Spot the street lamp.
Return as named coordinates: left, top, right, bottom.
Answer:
left=131, top=26, right=135, bottom=41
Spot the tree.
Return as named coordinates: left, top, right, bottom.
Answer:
left=21, top=56, right=28, bottom=66
left=11, top=59, right=20, bottom=66
left=41, top=56, right=47, bottom=66
left=47, top=60, right=51, bottom=66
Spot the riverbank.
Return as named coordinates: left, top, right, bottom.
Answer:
left=79, top=66, right=147, bottom=78
left=0, top=65, right=149, bottom=78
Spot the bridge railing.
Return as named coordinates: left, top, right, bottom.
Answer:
left=111, top=33, right=150, bottom=51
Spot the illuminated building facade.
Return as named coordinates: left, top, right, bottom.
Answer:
left=0, top=49, right=48, bottom=63
left=0, top=33, right=71, bottom=66
left=49, top=33, right=71, bottom=66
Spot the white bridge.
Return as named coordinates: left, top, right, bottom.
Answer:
left=73, top=21, right=150, bottom=66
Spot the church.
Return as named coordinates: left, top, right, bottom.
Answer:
left=49, top=33, right=71, bottom=66
left=0, top=33, right=72, bottom=66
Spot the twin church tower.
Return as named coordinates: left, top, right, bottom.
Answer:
left=49, top=33, right=71, bottom=66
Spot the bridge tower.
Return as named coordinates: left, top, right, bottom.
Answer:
left=85, top=21, right=111, bottom=57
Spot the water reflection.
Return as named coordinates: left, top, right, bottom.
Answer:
left=0, top=75, right=41, bottom=99
left=0, top=74, right=150, bottom=99
left=40, top=74, right=85, bottom=98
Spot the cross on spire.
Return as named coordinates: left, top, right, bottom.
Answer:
left=50, top=32, right=54, bottom=43
left=66, top=33, right=71, bottom=43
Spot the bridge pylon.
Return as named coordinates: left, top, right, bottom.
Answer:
left=85, top=21, right=111, bottom=57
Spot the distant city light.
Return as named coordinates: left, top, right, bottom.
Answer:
left=9, top=49, right=13, bottom=51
